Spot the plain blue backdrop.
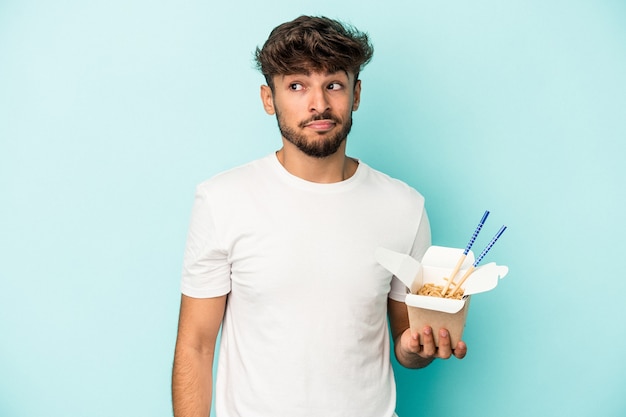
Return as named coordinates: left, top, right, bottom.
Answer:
left=1, top=1, right=625, bottom=416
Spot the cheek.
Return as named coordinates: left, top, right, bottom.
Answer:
left=274, top=102, right=301, bottom=123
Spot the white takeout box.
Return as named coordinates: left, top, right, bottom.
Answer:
left=376, top=245, right=509, bottom=346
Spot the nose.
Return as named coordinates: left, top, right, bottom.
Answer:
left=309, top=87, right=330, bottom=113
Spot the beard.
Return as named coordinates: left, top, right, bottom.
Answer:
left=275, top=109, right=353, bottom=158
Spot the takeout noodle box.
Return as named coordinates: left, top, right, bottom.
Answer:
left=376, top=245, right=508, bottom=347
left=405, top=296, right=471, bottom=347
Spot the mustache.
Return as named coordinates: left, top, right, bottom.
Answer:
left=299, top=112, right=340, bottom=128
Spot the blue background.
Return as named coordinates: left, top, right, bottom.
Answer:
left=1, top=1, right=625, bottom=416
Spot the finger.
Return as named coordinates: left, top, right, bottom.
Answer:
left=420, top=326, right=436, bottom=357
left=401, top=328, right=420, bottom=355
left=436, top=329, right=452, bottom=359
left=402, top=329, right=420, bottom=354
left=453, top=341, right=468, bottom=359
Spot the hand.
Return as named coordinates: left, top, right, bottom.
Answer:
left=399, top=326, right=467, bottom=364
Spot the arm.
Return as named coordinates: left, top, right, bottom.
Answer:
left=387, top=298, right=467, bottom=369
left=172, top=294, right=227, bottom=417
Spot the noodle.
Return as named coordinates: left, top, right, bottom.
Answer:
left=417, top=283, right=464, bottom=300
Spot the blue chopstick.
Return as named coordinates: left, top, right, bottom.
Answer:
left=473, top=225, right=507, bottom=267
left=464, top=210, right=490, bottom=255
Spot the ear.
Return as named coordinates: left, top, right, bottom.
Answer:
left=352, top=79, right=362, bottom=111
left=260, top=85, right=275, bottom=115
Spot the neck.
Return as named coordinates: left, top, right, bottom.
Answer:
left=276, top=141, right=358, bottom=183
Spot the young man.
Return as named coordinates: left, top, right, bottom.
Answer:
left=172, top=15, right=467, bottom=417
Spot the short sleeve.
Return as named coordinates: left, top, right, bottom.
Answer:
left=388, top=208, right=431, bottom=302
left=180, top=186, right=232, bottom=298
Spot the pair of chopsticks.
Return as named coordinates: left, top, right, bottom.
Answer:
left=441, top=210, right=507, bottom=297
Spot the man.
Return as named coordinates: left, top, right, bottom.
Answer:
left=172, top=15, right=466, bottom=417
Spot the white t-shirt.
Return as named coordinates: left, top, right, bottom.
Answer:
left=181, top=154, right=430, bottom=417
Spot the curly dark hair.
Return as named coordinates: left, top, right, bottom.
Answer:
left=254, top=15, right=374, bottom=89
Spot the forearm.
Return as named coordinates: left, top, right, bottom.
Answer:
left=172, top=344, right=214, bottom=417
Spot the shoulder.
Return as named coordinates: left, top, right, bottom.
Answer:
left=196, top=154, right=274, bottom=195
left=360, top=163, right=425, bottom=206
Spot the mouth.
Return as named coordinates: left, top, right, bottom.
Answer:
left=300, top=113, right=340, bottom=132
left=303, top=119, right=337, bottom=131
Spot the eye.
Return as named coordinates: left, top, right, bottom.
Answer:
left=327, top=83, right=343, bottom=90
left=289, top=83, right=303, bottom=91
